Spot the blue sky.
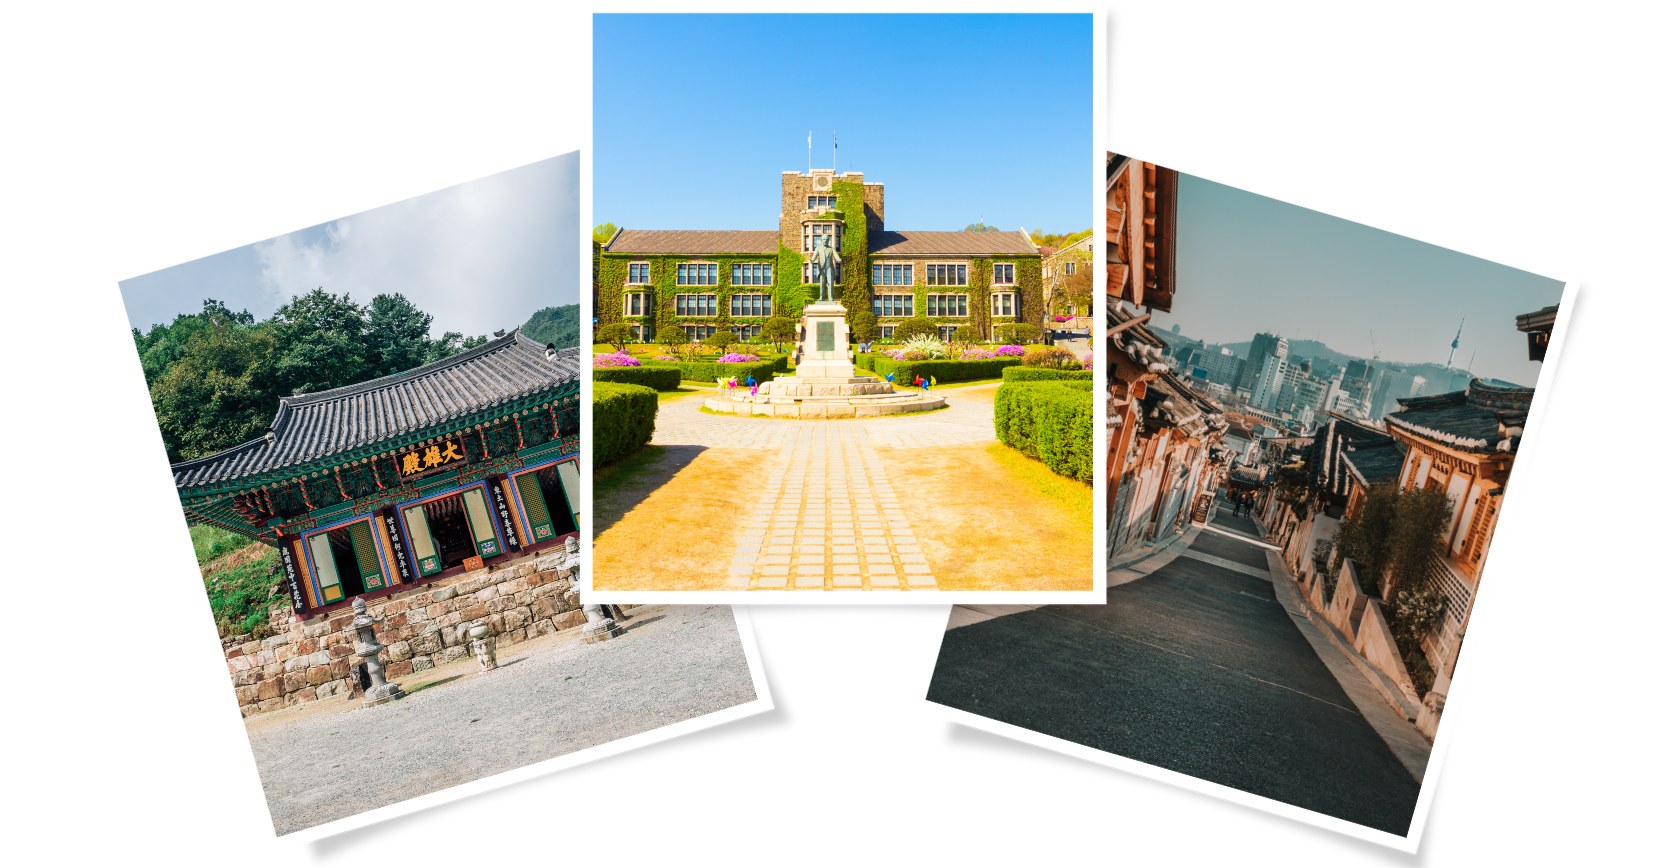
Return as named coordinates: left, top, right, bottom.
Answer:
left=594, top=14, right=1092, bottom=235
left=1150, top=172, right=1565, bottom=388
left=119, top=153, right=579, bottom=337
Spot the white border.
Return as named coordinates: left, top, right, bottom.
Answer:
left=924, top=282, right=1579, bottom=852
left=282, top=605, right=773, bottom=844
left=582, top=8, right=1107, bottom=606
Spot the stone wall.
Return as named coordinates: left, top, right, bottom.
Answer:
left=221, top=547, right=589, bottom=718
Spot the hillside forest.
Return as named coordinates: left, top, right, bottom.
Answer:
left=133, top=290, right=578, bottom=464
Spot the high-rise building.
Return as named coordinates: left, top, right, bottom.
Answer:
left=1247, top=333, right=1290, bottom=411
left=1369, top=369, right=1427, bottom=419
left=1239, top=332, right=1288, bottom=396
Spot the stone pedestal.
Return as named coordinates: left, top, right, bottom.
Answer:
left=581, top=606, right=624, bottom=644
left=791, top=301, right=854, bottom=379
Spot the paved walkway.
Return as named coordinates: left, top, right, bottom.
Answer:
left=246, top=605, right=754, bottom=835
left=654, top=386, right=998, bottom=591
left=927, top=503, right=1425, bottom=836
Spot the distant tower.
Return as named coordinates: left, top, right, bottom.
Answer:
left=1171, top=324, right=1181, bottom=334
left=1447, top=318, right=1464, bottom=367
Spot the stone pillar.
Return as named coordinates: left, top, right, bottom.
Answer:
left=350, top=597, right=405, bottom=708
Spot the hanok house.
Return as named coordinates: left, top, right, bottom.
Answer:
left=175, top=330, right=582, bottom=619
left=1382, top=378, right=1531, bottom=681
left=595, top=168, right=1043, bottom=345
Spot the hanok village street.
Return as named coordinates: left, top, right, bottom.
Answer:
left=927, top=155, right=1563, bottom=835
left=170, top=332, right=755, bottom=833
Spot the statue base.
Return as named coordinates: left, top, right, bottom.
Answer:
left=362, top=684, right=405, bottom=708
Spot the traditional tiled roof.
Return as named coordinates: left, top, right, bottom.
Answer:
left=1307, top=414, right=1393, bottom=498
left=604, top=229, right=779, bottom=255
left=1340, top=439, right=1408, bottom=489
left=172, top=331, right=579, bottom=489
left=1386, top=378, right=1533, bottom=455
left=868, top=230, right=1040, bottom=256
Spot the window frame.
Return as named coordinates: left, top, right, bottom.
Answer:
left=625, top=261, right=651, bottom=285
left=994, top=262, right=1016, bottom=285
left=872, top=292, right=915, bottom=318
left=729, top=293, right=773, bottom=317
left=927, top=293, right=968, bottom=318
left=991, top=290, right=1017, bottom=317
left=927, top=263, right=969, bottom=286
left=622, top=291, right=651, bottom=317
left=675, top=262, right=719, bottom=286
left=872, top=261, right=914, bottom=286
left=730, top=262, right=774, bottom=286
left=674, top=293, right=718, bottom=317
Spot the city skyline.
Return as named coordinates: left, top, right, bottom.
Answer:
left=119, top=153, right=578, bottom=338
left=593, top=14, right=1092, bottom=236
left=1148, top=172, right=1564, bottom=388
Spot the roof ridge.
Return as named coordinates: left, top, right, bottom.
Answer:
left=285, top=328, right=523, bottom=406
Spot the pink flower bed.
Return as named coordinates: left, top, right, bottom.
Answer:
left=717, top=353, right=760, bottom=363
left=651, top=355, right=678, bottom=362
left=592, top=352, right=641, bottom=368
left=993, top=345, right=1026, bottom=357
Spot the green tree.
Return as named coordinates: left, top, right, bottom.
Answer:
left=522, top=304, right=580, bottom=349
left=849, top=310, right=877, bottom=345
left=963, top=223, right=1000, bottom=232
left=269, top=288, right=370, bottom=393
left=704, top=329, right=734, bottom=353
left=952, top=324, right=982, bottom=347
left=763, top=316, right=795, bottom=351
left=596, top=322, right=634, bottom=352
left=592, top=223, right=619, bottom=244
left=133, top=299, right=256, bottom=387
left=655, top=325, right=689, bottom=356
left=994, top=322, right=1042, bottom=345
left=1386, top=486, right=1454, bottom=690
left=149, top=311, right=282, bottom=462
left=894, top=316, right=939, bottom=341
left=364, top=293, right=436, bottom=378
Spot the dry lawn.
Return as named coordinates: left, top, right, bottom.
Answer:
left=883, top=442, right=1093, bottom=592
left=593, top=445, right=760, bottom=591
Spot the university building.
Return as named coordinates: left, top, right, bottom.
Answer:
left=174, top=331, right=582, bottom=620
left=596, top=169, right=1043, bottom=344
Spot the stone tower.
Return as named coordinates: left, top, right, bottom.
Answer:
left=778, top=170, right=885, bottom=255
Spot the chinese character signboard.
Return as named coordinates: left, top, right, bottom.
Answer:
left=396, top=437, right=469, bottom=478
left=382, top=511, right=414, bottom=584
left=489, top=480, right=522, bottom=552
left=278, top=542, right=306, bottom=613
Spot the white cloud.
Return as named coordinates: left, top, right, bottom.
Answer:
left=254, top=153, right=578, bottom=338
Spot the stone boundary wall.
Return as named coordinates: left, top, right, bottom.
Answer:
left=222, top=548, right=590, bottom=718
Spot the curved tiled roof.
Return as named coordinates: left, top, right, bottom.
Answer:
left=1386, top=378, right=1533, bottom=454
left=604, top=229, right=779, bottom=255
left=172, top=331, right=579, bottom=490
left=868, top=230, right=1040, bottom=256
left=1341, top=439, right=1409, bottom=488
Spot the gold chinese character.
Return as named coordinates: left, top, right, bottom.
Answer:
left=401, top=451, right=423, bottom=475
left=422, top=445, right=443, bottom=468
left=441, top=440, right=465, bottom=463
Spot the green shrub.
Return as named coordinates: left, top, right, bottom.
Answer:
left=868, top=356, right=1023, bottom=383
left=995, top=322, right=1043, bottom=345
left=199, top=540, right=282, bottom=638
left=595, top=322, right=634, bottom=352
left=952, top=324, right=983, bottom=346
left=593, top=365, right=682, bottom=391
left=763, top=316, right=795, bottom=350
left=1003, top=367, right=1094, bottom=383
left=1022, top=347, right=1080, bottom=369
left=893, top=316, right=939, bottom=341
left=655, top=325, right=689, bottom=355
left=191, top=523, right=252, bottom=565
left=994, top=381, right=1093, bottom=481
left=593, top=382, right=658, bottom=469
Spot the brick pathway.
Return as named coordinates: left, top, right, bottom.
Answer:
left=655, top=388, right=997, bottom=591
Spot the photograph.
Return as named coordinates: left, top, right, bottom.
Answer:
left=924, top=152, right=1572, bottom=848
left=117, top=152, right=769, bottom=838
left=588, top=12, right=1102, bottom=599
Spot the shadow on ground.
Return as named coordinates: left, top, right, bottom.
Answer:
left=593, top=445, right=707, bottom=536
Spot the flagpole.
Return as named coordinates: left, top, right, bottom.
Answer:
left=807, top=131, right=811, bottom=176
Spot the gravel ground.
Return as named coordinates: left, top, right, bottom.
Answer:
left=248, top=604, right=754, bottom=835
left=927, top=530, right=1421, bottom=836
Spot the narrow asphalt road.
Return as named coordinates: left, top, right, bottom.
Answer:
left=927, top=505, right=1422, bottom=836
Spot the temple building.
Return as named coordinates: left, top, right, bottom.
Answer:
left=596, top=168, right=1043, bottom=344
left=174, top=330, right=581, bottom=620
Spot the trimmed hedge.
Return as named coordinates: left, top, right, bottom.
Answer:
left=1002, top=367, right=1094, bottom=383
left=593, top=383, right=658, bottom=469
left=994, top=381, right=1093, bottom=482
left=666, top=359, right=779, bottom=383
left=593, top=365, right=682, bottom=391
left=859, top=355, right=1022, bottom=383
